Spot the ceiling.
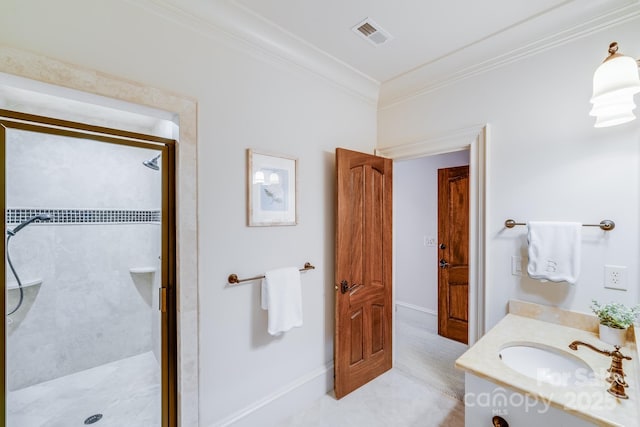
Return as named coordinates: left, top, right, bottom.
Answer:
left=157, top=0, right=639, bottom=104
left=227, top=0, right=638, bottom=83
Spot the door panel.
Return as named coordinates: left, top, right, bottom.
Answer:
left=438, top=166, right=469, bottom=344
left=346, top=167, right=364, bottom=289
left=335, top=148, right=392, bottom=399
left=371, top=304, right=384, bottom=353
left=1, top=112, right=176, bottom=426
left=449, top=283, right=469, bottom=321
left=350, top=310, right=364, bottom=364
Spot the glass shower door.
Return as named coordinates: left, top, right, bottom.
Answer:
left=2, top=116, right=174, bottom=427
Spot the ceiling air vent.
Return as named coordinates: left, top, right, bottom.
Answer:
left=352, top=18, right=392, bottom=47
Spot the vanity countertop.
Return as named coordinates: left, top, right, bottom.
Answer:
left=456, top=312, right=639, bottom=426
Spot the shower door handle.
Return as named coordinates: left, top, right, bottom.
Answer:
left=159, top=287, right=167, bottom=312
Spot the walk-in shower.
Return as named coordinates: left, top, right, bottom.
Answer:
left=6, top=214, right=51, bottom=315
left=3, top=118, right=167, bottom=426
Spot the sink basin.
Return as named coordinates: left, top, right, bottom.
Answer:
left=499, top=344, right=596, bottom=387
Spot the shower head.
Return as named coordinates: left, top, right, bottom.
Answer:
left=7, top=214, right=52, bottom=236
left=143, top=154, right=161, bottom=171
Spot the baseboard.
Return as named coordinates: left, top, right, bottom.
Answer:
left=396, top=301, right=438, bottom=333
left=212, top=362, right=334, bottom=427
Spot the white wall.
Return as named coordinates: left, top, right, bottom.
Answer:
left=380, top=17, right=640, bottom=331
left=0, top=0, right=376, bottom=425
left=394, top=151, right=469, bottom=318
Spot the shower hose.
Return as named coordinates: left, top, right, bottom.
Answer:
left=6, top=234, right=24, bottom=316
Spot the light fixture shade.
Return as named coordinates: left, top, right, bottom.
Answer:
left=593, top=108, right=636, bottom=128
left=590, top=93, right=637, bottom=128
left=590, top=43, right=640, bottom=128
left=591, top=55, right=640, bottom=102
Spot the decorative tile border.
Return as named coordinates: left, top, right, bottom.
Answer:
left=6, top=208, right=161, bottom=224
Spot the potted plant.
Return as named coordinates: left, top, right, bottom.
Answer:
left=591, top=300, right=640, bottom=346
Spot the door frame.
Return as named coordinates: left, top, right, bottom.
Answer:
left=0, top=50, right=199, bottom=425
left=0, top=110, right=178, bottom=426
left=376, top=124, right=488, bottom=346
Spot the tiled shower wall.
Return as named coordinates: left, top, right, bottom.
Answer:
left=5, top=127, right=162, bottom=390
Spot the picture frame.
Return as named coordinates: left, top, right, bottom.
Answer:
left=247, top=149, right=298, bottom=226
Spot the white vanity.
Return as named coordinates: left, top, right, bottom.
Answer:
left=465, top=374, right=597, bottom=426
left=456, top=301, right=639, bottom=426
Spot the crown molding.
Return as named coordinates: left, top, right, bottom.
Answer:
left=132, top=0, right=638, bottom=110
left=379, top=3, right=640, bottom=109
left=132, top=0, right=379, bottom=105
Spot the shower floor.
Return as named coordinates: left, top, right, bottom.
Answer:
left=7, top=351, right=161, bottom=427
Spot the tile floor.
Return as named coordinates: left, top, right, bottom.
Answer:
left=7, top=351, right=160, bottom=427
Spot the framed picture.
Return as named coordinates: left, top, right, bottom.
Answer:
left=247, top=149, right=298, bottom=226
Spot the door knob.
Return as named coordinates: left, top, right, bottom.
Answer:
left=439, top=258, right=449, bottom=269
left=492, top=416, right=509, bottom=427
left=439, top=243, right=446, bottom=249
left=340, top=280, right=358, bottom=294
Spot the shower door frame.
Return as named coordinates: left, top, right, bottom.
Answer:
left=0, top=109, right=178, bottom=427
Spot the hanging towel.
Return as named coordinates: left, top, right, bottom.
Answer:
left=527, top=221, right=582, bottom=284
left=261, top=267, right=303, bottom=335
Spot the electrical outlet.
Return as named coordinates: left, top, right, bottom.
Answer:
left=423, top=236, right=436, bottom=246
left=511, top=256, right=524, bottom=276
left=604, top=265, right=627, bottom=291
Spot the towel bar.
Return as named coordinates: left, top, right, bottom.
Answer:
left=228, top=262, right=315, bottom=285
left=504, top=219, right=615, bottom=231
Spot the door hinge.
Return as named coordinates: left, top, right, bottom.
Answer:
left=159, top=287, right=167, bottom=312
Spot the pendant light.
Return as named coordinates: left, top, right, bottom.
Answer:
left=589, top=42, right=640, bottom=128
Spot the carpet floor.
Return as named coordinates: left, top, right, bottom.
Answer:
left=395, top=320, right=468, bottom=401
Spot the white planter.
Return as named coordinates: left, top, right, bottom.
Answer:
left=598, top=324, right=627, bottom=347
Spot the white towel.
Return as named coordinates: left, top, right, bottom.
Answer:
left=261, top=267, right=303, bottom=335
left=527, top=221, right=581, bottom=284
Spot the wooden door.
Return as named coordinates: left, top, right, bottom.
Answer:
left=437, top=166, right=469, bottom=344
left=334, top=148, right=393, bottom=399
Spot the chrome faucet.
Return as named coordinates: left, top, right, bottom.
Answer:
left=568, top=340, right=632, bottom=399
